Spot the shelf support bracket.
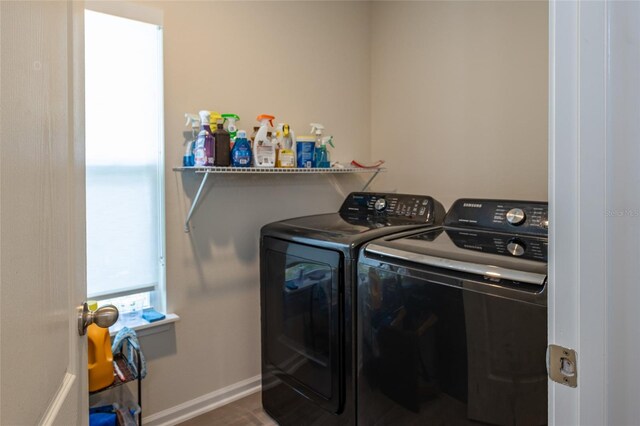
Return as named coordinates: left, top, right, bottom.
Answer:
left=361, top=169, right=381, bottom=192
left=184, top=172, right=210, bottom=233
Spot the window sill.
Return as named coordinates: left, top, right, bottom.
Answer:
left=109, top=313, right=180, bottom=338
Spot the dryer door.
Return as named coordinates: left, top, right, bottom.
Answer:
left=261, top=237, right=343, bottom=414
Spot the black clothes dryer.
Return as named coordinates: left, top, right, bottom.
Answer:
left=260, top=192, right=445, bottom=425
left=357, top=199, right=549, bottom=426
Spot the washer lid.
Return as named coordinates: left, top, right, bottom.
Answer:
left=279, top=213, right=426, bottom=237
left=365, top=228, right=547, bottom=285
left=263, top=213, right=442, bottom=257
left=261, top=192, right=446, bottom=255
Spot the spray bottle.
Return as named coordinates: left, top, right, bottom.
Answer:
left=309, top=123, right=325, bottom=168
left=212, top=113, right=231, bottom=166
left=253, top=114, right=276, bottom=167
left=315, top=136, right=334, bottom=168
left=194, top=111, right=214, bottom=167
left=231, top=130, right=252, bottom=167
left=222, top=114, right=240, bottom=145
left=183, top=113, right=200, bottom=167
left=275, top=123, right=296, bottom=168
left=310, top=123, right=325, bottom=147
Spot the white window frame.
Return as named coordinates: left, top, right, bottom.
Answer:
left=84, top=1, right=166, bottom=313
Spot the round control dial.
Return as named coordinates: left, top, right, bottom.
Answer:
left=374, top=198, right=387, bottom=212
left=507, top=239, right=526, bottom=257
left=506, top=208, right=526, bottom=226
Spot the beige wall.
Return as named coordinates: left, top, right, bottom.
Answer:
left=370, top=1, right=548, bottom=208
left=138, top=1, right=372, bottom=417
left=132, top=0, right=547, bottom=418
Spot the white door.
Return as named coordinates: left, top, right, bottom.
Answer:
left=0, top=1, right=88, bottom=424
left=549, top=0, right=640, bottom=424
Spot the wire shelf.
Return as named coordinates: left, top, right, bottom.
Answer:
left=89, top=353, right=137, bottom=395
left=173, top=166, right=385, bottom=232
left=173, top=166, right=385, bottom=174
left=90, top=347, right=143, bottom=425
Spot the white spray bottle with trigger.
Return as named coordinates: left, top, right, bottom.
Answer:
left=183, top=113, right=200, bottom=167
left=253, top=114, right=276, bottom=167
left=310, top=123, right=325, bottom=147
left=222, top=114, right=240, bottom=145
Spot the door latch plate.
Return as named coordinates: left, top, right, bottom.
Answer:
left=547, top=344, right=577, bottom=388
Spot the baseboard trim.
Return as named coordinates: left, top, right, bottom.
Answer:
left=142, top=375, right=262, bottom=426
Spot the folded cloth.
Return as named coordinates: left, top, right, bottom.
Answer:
left=112, top=327, right=147, bottom=379
left=142, top=308, right=165, bottom=323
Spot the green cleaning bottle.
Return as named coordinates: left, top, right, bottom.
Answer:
left=315, top=136, right=334, bottom=168
left=222, top=113, right=240, bottom=144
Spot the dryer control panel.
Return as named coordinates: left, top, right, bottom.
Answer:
left=340, top=192, right=445, bottom=225
left=444, top=199, right=548, bottom=236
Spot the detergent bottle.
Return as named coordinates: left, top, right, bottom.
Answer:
left=212, top=114, right=231, bottom=166
left=194, top=110, right=215, bottom=167
left=253, top=114, right=276, bottom=167
left=231, top=130, right=253, bottom=167
left=87, top=301, right=115, bottom=392
left=183, top=113, right=200, bottom=167
left=315, top=136, right=334, bottom=168
left=222, top=114, right=240, bottom=144
left=276, top=123, right=296, bottom=168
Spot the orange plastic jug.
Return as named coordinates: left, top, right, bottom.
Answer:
left=87, top=318, right=115, bottom=392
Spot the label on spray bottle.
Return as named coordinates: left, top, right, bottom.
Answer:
left=202, top=127, right=215, bottom=166
left=255, top=142, right=275, bottom=166
left=197, top=111, right=215, bottom=166
left=254, top=130, right=275, bottom=167
left=194, top=131, right=208, bottom=166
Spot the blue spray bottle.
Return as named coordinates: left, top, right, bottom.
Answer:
left=183, top=113, right=200, bottom=167
left=231, top=130, right=253, bottom=167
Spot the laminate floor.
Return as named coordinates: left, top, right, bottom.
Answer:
left=178, top=392, right=277, bottom=426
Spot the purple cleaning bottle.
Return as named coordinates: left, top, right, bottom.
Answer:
left=194, top=110, right=214, bottom=167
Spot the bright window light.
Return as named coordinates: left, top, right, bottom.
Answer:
left=84, top=10, right=165, bottom=304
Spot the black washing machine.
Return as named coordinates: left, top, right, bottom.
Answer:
left=357, top=199, right=548, bottom=425
left=260, top=192, right=445, bottom=425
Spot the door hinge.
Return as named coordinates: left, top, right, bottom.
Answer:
left=547, top=344, right=578, bottom=388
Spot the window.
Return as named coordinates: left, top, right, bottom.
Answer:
left=84, top=9, right=165, bottom=312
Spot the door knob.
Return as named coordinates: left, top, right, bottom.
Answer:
left=77, top=302, right=119, bottom=336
